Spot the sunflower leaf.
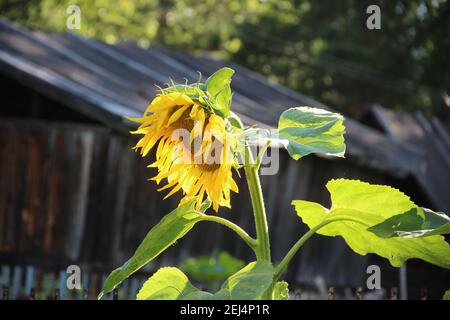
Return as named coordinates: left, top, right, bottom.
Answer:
left=278, top=107, right=345, bottom=160
left=136, top=262, right=274, bottom=300
left=292, top=179, right=450, bottom=269
left=220, top=261, right=274, bottom=300
left=136, top=267, right=213, bottom=300
left=273, top=281, right=290, bottom=300
left=205, top=67, right=234, bottom=117
left=99, top=199, right=203, bottom=299
left=368, top=207, right=450, bottom=238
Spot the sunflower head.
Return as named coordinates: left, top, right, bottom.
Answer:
left=128, top=73, right=239, bottom=211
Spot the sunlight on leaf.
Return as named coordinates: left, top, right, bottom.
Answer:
left=220, top=261, right=274, bottom=300
left=273, top=281, right=289, bottom=300
left=99, top=199, right=204, bottom=299
left=205, top=67, right=234, bottom=117
left=278, top=107, right=345, bottom=160
left=368, top=207, right=450, bottom=238
left=137, top=267, right=211, bottom=300
left=292, top=179, right=450, bottom=269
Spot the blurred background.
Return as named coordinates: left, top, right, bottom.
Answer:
left=0, top=0, right=449, bottom=299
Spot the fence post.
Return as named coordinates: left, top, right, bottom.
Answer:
left=83, top=288, right=89, bottom=300
left=420, top=288, right=428, bottom=300
left=29, top=288, right=36, bottom=300
left=294, top=289, right=302, bottom=300
left=54, top=288, right=60, bottom=300
left=390, top=287, right=398, bottom=300
left=355, top=287, right=363, bottom=300
left=327, top=287, right=334, bottom=300
left=2, top=286, right=9, bottom=300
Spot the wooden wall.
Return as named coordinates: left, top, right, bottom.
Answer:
left=0, top=118, right=392, bottom=287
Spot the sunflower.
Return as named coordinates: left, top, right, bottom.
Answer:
left=129, top=92, right=238, bottom=211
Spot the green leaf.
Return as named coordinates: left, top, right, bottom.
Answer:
left=227, top=111, right=244, bottom=129
left=136, top=261, right=274, bottom=300
left=443, top=289, right=450, bottom=300
left=273, top=281, right=289, bottom=300
left=180, top=251, right=245, bottom=284
left=278, top=107, right=345, bottom=160
left=137, top=267, right=213, bottom=300
left=99, top=199, right=203, bottom=299
left=368, top=207, right=450, bottom=238
left=165, top=83, right=205, bottom=99
left=292, top=179, right=450, bottom=269
left=219, top=261, right=274, bottom=300
left=205, top=67, right=234, bottom=117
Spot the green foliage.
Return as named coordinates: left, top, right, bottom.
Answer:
left=137, top=261, right=274, bottom=300
left=292, top=179, right=450, bottom=268
left=220, top=261, right=273, bottom=300
left=99, top=199, right=205, bottom=299
left=443, top=289, right=450, bottom=300
left=277, top=107, right=345, bottom=160
left=205, top=67, right=234, bottom=117
left=137, top=267, right=210, bottom=300
left=162, top=67, right=233, bottom=118
left=273, top=281, right=289, bottom=300
left=368, top=207, right=450, bottom=238
left=87, top=64, right=449, bottom=300
left=180, top=251, right=245, bottom=285
left=4, top=1, right=448, bottom=115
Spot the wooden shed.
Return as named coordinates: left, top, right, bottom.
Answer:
left=0, top=20, right=448, bottom=299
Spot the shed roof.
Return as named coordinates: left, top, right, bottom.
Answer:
left=0, top=19, right=422, bottom=176
left=367, top=105, right=450, bottom=213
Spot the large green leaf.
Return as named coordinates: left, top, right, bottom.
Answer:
left=292, top=179, right=450, bottom=269
left=368, top=207, right=450, bottom=238
left=205, top=67, right=234, bottom=117
left=137, top=267, right=213, bottom=300
left=278, top=107, right=345, bottom=160
left=136, top=261, right=274, bottom=300
left=99, top=199, right=203, bottom=299
left=273, top=281, right=289, bottom=300
left=219, top=261, right=274, bottom=300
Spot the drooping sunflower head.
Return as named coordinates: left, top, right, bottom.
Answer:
left=129, top=89, right=239, bottom=211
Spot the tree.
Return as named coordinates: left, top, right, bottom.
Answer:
left=2, top=0, right=448, bottom=116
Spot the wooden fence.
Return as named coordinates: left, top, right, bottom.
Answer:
left=0, top=118, right=392, bottom=288
left=0, top=263, right=432, bottom=300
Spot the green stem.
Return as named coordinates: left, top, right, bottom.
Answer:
left=273, top=217, right=370, bottom=281
left=198, top=214, right=258, bottom=251
left=244, top=146, right=271, bottom=262
left=234, top=119, right=271, bottom=298
left=255, top=141, right=271, bottom=171
left=243, top=145, right=272, bottom=300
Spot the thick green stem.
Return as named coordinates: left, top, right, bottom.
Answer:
left=198, top=214, right=257, bottom=252
left=234, top=119, right=271, bottom=298
left=273, top=217, right=370, bottom=282
left=244, top=146, right=271, bottom=262
left=243, top=145, right=272, bottom=299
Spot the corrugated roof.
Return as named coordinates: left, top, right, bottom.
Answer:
left=369, top=105, right=450, bottom=213
left=0, top=19, right=423, bottom=176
